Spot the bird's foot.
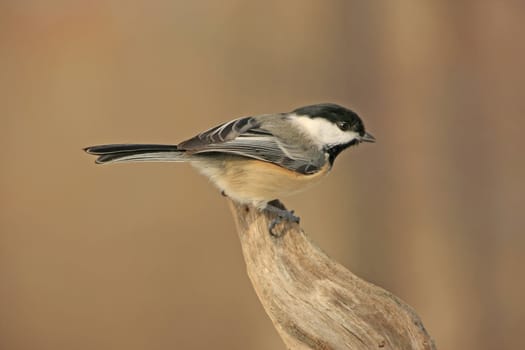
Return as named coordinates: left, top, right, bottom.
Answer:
left=265, top=200, right=300, bottom=237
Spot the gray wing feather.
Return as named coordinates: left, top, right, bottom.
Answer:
left=193, top=136, right=322, bottom=174
left=178, top=117, right=261, bottom=150
left=178, top=116, right=323, bottom=174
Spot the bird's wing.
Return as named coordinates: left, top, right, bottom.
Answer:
left=178, top=116, right=323, bottom=174
left=177, top=116, right=262, bottom=149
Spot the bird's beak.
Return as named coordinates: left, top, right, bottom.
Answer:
left=359, top=132, right=376, bottom=143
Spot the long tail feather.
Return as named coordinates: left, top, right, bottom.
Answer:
left=84, top=144, right=186, bottom=164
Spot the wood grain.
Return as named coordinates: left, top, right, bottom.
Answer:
left=228, top=200, right=436, bottom=350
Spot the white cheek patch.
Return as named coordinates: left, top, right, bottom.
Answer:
left=290, top=115, right=358, bottom=147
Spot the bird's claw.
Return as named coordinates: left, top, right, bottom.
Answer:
left=268, top=209, right=300, bottom=237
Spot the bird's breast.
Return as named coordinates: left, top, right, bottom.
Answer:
left=191, top=156, right=331, bottom=207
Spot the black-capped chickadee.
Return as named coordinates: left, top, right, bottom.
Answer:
left=85, top=103, right=375, bottom=228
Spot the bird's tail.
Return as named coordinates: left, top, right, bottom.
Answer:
left=84, top=144, right=187, bottom=164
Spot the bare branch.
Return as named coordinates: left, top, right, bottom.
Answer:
left=229, top=200, right=436, bottom=350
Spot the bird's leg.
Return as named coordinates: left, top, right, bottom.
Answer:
left=265, top=200, right=300, bottom=236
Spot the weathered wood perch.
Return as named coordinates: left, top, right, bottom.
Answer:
left=228, top=199, right=436, bottom=350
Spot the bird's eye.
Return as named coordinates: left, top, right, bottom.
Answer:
left=337, top=121, right=350, bottom=131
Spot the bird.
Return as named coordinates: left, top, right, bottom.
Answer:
left=85, top=103, right=375, bottom=230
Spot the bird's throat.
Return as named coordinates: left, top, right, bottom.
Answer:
left=326, top=140, right=358, bottom=165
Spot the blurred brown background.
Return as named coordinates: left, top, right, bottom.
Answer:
left=1, top=1, right=524, bottom=349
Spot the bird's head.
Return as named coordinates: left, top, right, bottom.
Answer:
left=290, top=103, right=375, bottom=162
